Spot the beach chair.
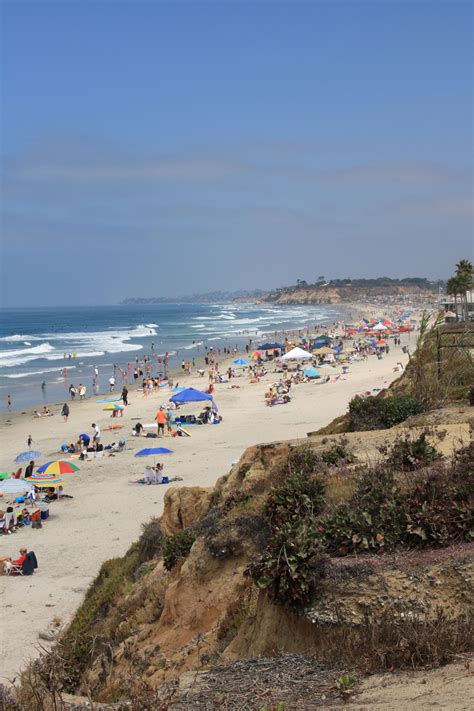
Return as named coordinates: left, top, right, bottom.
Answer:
left=5, top=552, right=38, bottom=576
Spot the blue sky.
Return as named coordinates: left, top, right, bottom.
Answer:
left=1, top=0, right=473, bottom=306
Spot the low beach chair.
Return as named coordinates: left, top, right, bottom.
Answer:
left=5, top=552, right=38, bottom=576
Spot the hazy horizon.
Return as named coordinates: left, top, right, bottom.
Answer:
left=1, top=1, right=472, bottom=307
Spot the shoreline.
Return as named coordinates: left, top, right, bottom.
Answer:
left=0, top=303, right=420, bottom=680
left=0, top=304, right=353, bottom=414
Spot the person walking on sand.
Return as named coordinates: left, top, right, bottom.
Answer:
left=27, top=434, right=33, bottom=448
left=69, top=384, right=76, bottom=400
left=109, top=375, right=116, bottom=392
left=61, top=403, right=70, bottom=421
left=7, top=394, right=11, bottom=410
left=121, top=385, right=129, bottom=406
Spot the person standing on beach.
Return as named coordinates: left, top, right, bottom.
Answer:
left=155, top=408, right=166, bottom=437
left=69, top=384, right=76, bottom=400
left=122, top=386, right=129, bottom=406
left=6, top=395, right=11, bottom=410
left=61, top=403, right=70, bottom=421
left=109, top=375, right=116, bottom=392
left=92, top=423, right=100, bottom=445
left=27, top=434, right=33, bottom=447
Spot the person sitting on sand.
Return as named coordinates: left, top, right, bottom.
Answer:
left=1, top=548, right=27, bottom=573
left=144, top=466, right=154, bottom=485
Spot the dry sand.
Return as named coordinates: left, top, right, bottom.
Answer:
left=0, top=338, right=412, bottom=681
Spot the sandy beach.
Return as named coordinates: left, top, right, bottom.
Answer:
left=0, top=331, right=412, bottom=682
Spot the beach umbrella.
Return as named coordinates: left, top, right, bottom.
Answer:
left=36, top=460, right=80, bottom=475
left=170, top=387, right=213, bottom=404
left=343, top=346, right=356, bottom=353
left=233, top=358, right=248, bottom=365
left=169, top=386, right=186, bottom=392
left=314, top=346, right=334, bottom=356
left=26, top=473, right=64, bottom=488
left=0, top=479, right=35, bottom=494
left=281, top=347, right=313, bottom=360
left=96, top=398, right=121, bottom=404
left=251, top=351, right=263, bottom=358
left=15, top=450, right=42, bottom=462
left=103, top=403, right=124, bottom=411
left=304, top=367, right=321, bottom=379
left=134, top=448, right=174, bottom=457
left=376, top=339, right=387, bottom=346
left=0, top=472, right=9, bottom=480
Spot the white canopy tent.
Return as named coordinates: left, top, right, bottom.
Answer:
left=372, top=322, right=387, bottom=331
left=281, top=346, right=313, bottom=360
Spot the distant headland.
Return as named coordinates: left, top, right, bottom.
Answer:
left=120, top=277, right=443, bottom=306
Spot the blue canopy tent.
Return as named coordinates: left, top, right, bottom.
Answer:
left=258, top=342, right=284, bottom=350
left=170, top=387, right=212, bottom=403
left=312, top=336, right=332, bottom=348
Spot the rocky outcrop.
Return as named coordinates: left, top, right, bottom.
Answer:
left=160, top=486, right=213, bottom=534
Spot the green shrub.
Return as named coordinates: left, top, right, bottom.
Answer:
left=163, top=529, right=196, bottom=571
left=320, top=439, right=355, bottom=466
left=320, top=467, right=406, bottom=554
left=247, top=472, right=327, bottom=606
left=348, top=394, right=424, bottom=431
left=385, top=431, right=440, bottom=471
left=266, top=472, right=326, bottom=528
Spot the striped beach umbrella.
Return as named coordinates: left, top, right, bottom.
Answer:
left=36, top=460, right=80, bottom=475
left=103, top=403, right=124, bottom=411
left=26, top=473, right=65, bottom=488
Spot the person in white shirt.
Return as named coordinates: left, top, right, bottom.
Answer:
left=109, top=376, right=115, bottom=391
left=91, top=423, right=100, bottom=444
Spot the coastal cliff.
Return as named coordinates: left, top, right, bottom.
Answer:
left=259, top=283, right=438, bottom=305
left=21, top=414, right=473, bottom=708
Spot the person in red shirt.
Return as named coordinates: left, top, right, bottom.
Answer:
left=155, top=408, right=167, bottom=437
left=1, top=547, right=27, bottom=573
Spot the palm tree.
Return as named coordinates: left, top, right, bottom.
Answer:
left=455, top=259, right=473, bottom=321
left=446, top=276, right=460, bottom=320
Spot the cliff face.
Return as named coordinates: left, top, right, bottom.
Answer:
left=259, top=284, right=437, bottom=305
left=48, top=420, right=473, bottom=704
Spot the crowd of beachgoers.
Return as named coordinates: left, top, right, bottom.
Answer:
left=0, top=305, right=421, bottom=679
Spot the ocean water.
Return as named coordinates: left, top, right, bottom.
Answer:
left=0, top=303, right=342, bottom=411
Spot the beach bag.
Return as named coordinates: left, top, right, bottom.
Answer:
left=146, top=433, right=158, bottom=438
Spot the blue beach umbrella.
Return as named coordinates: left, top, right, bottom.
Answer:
left=233, top=358, right=248, bottom=365
left=15, top=450, right=42, bottom=462
left=134, top=448, right=174, bottom=457
left=304, top=367, right=321, bottom=379
left=170, top=387, right=213, bottom=404
left=169, top=386, right=186, bottom=392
